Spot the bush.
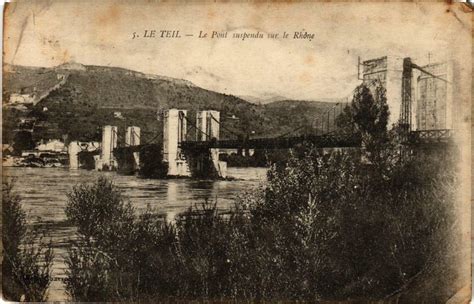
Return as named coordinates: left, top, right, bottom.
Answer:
left=64, top=177, right=179, bottom=301
left=2, top=181, right=53, bottom=301
left=246, top=144, right=459, bottom=302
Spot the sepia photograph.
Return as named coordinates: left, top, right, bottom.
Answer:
left=1, top=1, right=472, bottom=302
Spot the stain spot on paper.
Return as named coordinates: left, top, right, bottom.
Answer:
left=96, top=5, right=122, bottom=26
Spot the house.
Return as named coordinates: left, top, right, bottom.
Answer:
left=9, top=93, right=35, bottom=105
left=36, top=139, right=66, bottom=152
left=114, top=112, right=124, bottom=119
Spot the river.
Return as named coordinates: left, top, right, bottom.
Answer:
left=3, top=166, right=268, bottom=301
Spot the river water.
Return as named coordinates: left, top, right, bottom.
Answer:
left=3, top=166, right=268, bottom=301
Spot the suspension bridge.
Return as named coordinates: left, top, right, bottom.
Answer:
left=68, top=56, right=454, bottom=178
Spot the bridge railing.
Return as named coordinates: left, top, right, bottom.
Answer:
left=407, top=129, right=453, bottom=144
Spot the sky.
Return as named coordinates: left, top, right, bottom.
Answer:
left=3, top=1, right=471, bottom=101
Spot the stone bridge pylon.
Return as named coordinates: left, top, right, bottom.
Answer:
left=163, top=108, right=227, bottom=178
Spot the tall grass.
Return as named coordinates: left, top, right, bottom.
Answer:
left=2, top=181, right=53, bottom=301
left=63, top=143, right=460, bottom=302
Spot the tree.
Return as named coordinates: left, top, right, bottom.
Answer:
left=12, top=131, right=35, bottom=155
left=351, top=82, right=389, bottom=142
left=337, top=81, right=389, bottom=151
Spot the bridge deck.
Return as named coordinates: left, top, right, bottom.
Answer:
left=114, top=130, right=453, bottom=153
left=180, top=134, right=361, bottom=150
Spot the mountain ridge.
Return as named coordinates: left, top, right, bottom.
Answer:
left=3, top=63, right=343, bottom=145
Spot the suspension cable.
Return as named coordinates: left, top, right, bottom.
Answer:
left=131, top=129, right=141, bottom=140
left=209, top=113, right=241, bottom=138
left=183, top=115, right=211, bottom=139
left=277, top=125, right=306, bottom=138
left=140, top=131, right=161, bottom=146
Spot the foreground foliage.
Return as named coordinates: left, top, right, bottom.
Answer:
left=64, top=141, right=460, bottom=302
left=2, top=182, right=53, bottom=301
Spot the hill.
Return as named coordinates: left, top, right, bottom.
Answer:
left=238, top=93, right=288, bottom=105
left=263, top=100, right=347, bottom=136
left=3, top=63, right=342, bottom=145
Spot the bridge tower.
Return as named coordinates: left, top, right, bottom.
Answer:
left=196, top=110, right=227, bottom=178
left=163, top=109, right=191, bottom=176
left=68, top=141, right=81, bottom=170
left=125, top=126, right=141, bottom=170
left=412, top=60, right=453, bottom=131
left=196, top=110, right=220, bottom=141
left=362, top=56, right=453, bottom=134
left=100, top=125, right=118, bottom=170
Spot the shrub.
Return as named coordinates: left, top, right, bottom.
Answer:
left=64, top=177, right=179, bottom=301
left=2, top=181, right=53, bottom=301
left=246, top=144, right=459, bottom=302
left=65, top=177, right=135, bottom=244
